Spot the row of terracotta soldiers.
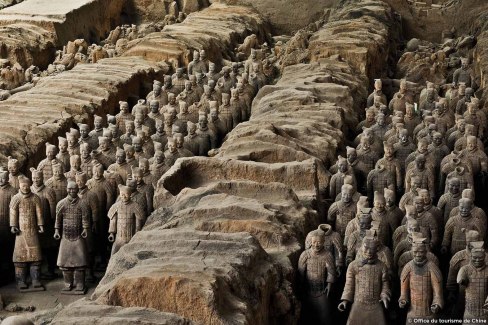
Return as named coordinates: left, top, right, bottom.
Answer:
left=0, top=46, right=271, bottom=295
left=299, top=56, right=488, bottom=324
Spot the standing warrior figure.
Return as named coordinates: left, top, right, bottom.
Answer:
left=37, top=143, right=60, bottom=181
left=298, top=229, right=336, bottom=324
left=54, top=181, right=90, bottom=294
left=108, top=185, right=145, bottom=255
left=399, top=233, right=443, bottom=323
left=457, top=242, right=488, bottom=323
left=8, top=156, right=25, bottom=190
left=338, top=235, right=391, bottom=325
left=10, top=176, right=44, bottom=291
left=0, top=168, right=17, bottom=272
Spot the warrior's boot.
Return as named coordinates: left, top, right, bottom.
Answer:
left=74, top=269, right=86, bottom=292
left=30, top=264, right=43, bottom=288
left=15, top=264, right=28, bottom=289
left=61, top=269, right=74, bottom=291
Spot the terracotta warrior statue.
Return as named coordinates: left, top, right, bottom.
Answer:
left=442, top=198, right=485, bottom=256
left=346, top=208, right=372, bottom=265
left=108, top=185, right=145, bottom=255
left=338, top=235, right=391, bottom=325
left=298, top=228, right=336, bottom=324
left=327, top=184, right=356, bottom=239
left=30, top=168, right=57, bottom=279
left=329, top=156, right=357, bottom=200
left=10, top=176, right=44, bottom=291
left=107, top=148, right=131, bottom=183
left=37, top=143, right=60, bottom=181
left=457, top=242, right=488, bottom=322
left=384, top=187, right=404, bottom=235
left=399, top=234, right=443, bottom=323
left=57, top=136, right=70, bottom=171
left=7, top=157, right=25, bottom=190
left=446, top=230, right=483, bottom=316
left=366, top=162, right=394, bottom=204
left=405, top=154, right=435, bottom=200
left=54, top=181, right=90, bottom=294
left=45, top=161, right=68, bottom=206
left=0, top=168, right=16, bottom=275
left=437, top=177, right=461, bottom=226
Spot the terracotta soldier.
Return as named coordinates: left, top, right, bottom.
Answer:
left=79, top=143, right=95, bottom=178
left=367, top=79, right=387, bottom=107
left=107, top=148, right=131, bottom=183
left=108, top=185, right=145, bottom=255
left=456, top=87, right=474, bottom=116
left=131, top=99, right=148, bottom=118
left=183, top=121, right=199, bottom=156
left=64, top=155, right=81, bottom=182
left=448, top=189, right=487, bottom=231
left=66, top=132, right=80, bottom=157
left=298, top=229, right=336, bottom=324
left=305, top=224, right=344, bottom=276
left=56, top=136, right=70, bottom=171
left=327, top=184, right=356, bottom=239
left=403, top=103, right=420, bottom=137
left=219, top=93, right=233, bottom=134
left=399, top=176, right=422, bottom=212
left=120, top=120, right=135, bottom=146
left=196, top=115, right=215, bottom=156
left=89, top=115, right=104, bottom=145
left=344, top=196, right=369, bottom=248
left=409, top=197, right=440, bottom=249
left=132, top=167, right=154, bottom=214
left=30, top=168, right=57, bottom=279
left=146, top=81, right=163, bottom=106
left=75, top=172, right=99, bottom=281
left=329, top=156, right=356, bottom=200
left=174, top=133, right=194, bottom=158
left=208, top=106, right=226, bottom=146
left=442, top=154, right=474, bottom=193
left=399, top=234, right=443, bottom=322
left=138, top=158, right=157, bottom=189
left=7, top=157, right=25, bottom=190
left=45, top=162, right=68, bottom=206
left=87, top=162, right=114, bottom=265
left=446, top=230, right=483, bottom=310
left=175, top=102, right=190, bottom=135
left=433, top=99, right=454, bottom=135
left=334, top=175, right=360, bottom=204
left=393, top=205, right=418, bottom=250
left=37, top=143, right=60, bottom=181
left=176, top=80, right=199, bottom=106
left=405, top=154, right=435, bottom=199
left=149, top=150, right=170, bottom=182
left=359, top=224, right=393, bottom=273
left=93, top=136, right=116, bottom=169
left=442, top=198, right=485, bottom=256
left=457, top=243, right=488, bottom=323
left=161, top=75, right=178, bottom=102
left=10, top=176, right=44, bottom=291
left=346, top=208, right=372, bottom=265
left=366, top=162, right=394, bottom=204
left=148, top=100, right=163, bottom=123
left=115, top=101, right=134, bottom=134
left=419, top=189, right=442, bottom=230
left=151, top=119, right=168, bottom=148
left=357, top=107, right=376, bottom=133
left=0, top=169, right=17, bottom=273
left=188, top=50, right=207, bottom=75
left=230, top=88, right=246, bottom=127
left=453, top=58, right=473, bottom=88
left=131, top=136, right=149, bottom=160
left=356, top=135, right=381, bottom=184
left=338, top=235, right=390, bottom=325
left=393, top=127, right=414, bottom=163
left=376, top=141, right=402, bottom=192
left=370, top=113, right=389, bottom=140
left=384, top=187, right=404, bottom=235
left=78, top=124, right=95, bottom=151
left=172, top=68, right=186, bottom=94
left=463, top=135, right=488, bottom=177
left=123, top=144, right=137, bottom=169
left=54, top=181, right=89, bottom=293
left=438, top=177, right=461, bottom=225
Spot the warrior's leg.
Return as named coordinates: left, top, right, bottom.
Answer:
left=14, top=262, right=28, bottom=289
left=60, top=267, right=74, bottom=291
left=30, top=262, right=43, bottom=288
left=74, top=268, right=86, bottom=292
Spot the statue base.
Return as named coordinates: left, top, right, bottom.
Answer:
left=19, top=286, right=45, bottom=293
